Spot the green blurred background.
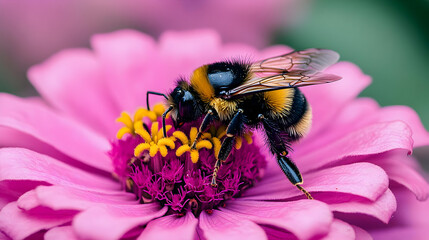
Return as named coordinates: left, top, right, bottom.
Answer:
left=1, top=0, right=428, bottom=168
left=277, top=0, right=429, bottom=171
left=279, top=0, right=429, bottom=129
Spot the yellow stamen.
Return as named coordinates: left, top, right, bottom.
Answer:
left=147, top=112, right=158, bottom=122
left=189, top=127, right=198, bottom=141
left=115, top=104, right=172, bottom=140
left=173, top=131, right=189, bottom=145
left=159, top=145, right=168, bottom=157
left=196, top=140, right=213, bottom=150
left=216, top=125, right=226, bottom=139
left=212, top=138, right=222, bottom=158
left=133, top=107, right=147, bottom=122
left=133, top=120, right=144, bottom=132
left=235, top=136, right=243, bottom=150
left=157, top=125, right=172, bottom=140
left=173, top=127, right=212, bottom=163
left=134, top=143, right=150, bottom=157
left=149, top=144, right=159, bottom=157
left=151, top=122, right=159, bottom=137
left=116, top=112, right=133, bottom=129
left=176, top=145, right=191, bottom=157
left=190, top=150, right=199, bottom=163
left=244, top=132, right=253, bottom=144
left=116, top=127, right=133, bottom=140
left=153, top=104, right=166, bottom=117
left=158, top=138, right=176, bottom=149
left=135, top=129, right=152, bottom=143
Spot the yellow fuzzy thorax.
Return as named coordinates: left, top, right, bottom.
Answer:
left=189, top=65, right=240, bottom=121
left=209, top=98, right=239, bottom=121
left=190, top=65, right=214, bottom=103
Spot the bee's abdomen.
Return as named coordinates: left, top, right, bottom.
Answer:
left=285, top=88, right=312, bottom=140
left=264, top=88, right=312, bottom=141
left=287, top=88, right=307, bottom=125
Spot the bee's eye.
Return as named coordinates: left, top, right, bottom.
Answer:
left=171, top=87, right=184, bottom=101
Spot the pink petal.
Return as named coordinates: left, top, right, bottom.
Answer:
left=299, top=98, right=429, bottom=153
left=72, top=204, right=167, bottom=240
left=17, top=185, right=136, bottom=211
left=28, top=49, right=119, bottom=137
left=370, top=228, right=423, bottom=240
left=260, top=225, right=297, bottom=240
left=0, top=231, right=10, bottom=240
left=351, top=225, right=373, bottom=240
left=0, top=93, right=113, bottom=172
left=137, top=213, right=198, bottom=240
left=91, top=29, right=158, bottom=111
left=0, top=125, right=85, bottom=171
left=0, top=181, right=43, bottom=209
left=377, top=105, right=429, bottom=147
left=0, top=202, right=74, bottom=240
left=222, top=199, right=332, bottom=240
left=302, top=61, right=371, bottom=136
left=321, top=219, right=355, bottom=240
left=374, top=151, right=429, bottom=201
left=327, top=189, right=397, bottom=224
left=296, top=121, right=413, bottom=172
left=368, top=189, right=429, bottom=240
left=243, top=162, right=389, bottom=201
left=45, top=226, right=79, bottom=240
left=199, top=210, right=267, bottom=240
left=0, top=148, right=119, bottom=191
left=296, top=98, right=379, bottom=150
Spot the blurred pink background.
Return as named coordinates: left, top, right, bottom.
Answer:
left=0, top=0, right=305, bottom=95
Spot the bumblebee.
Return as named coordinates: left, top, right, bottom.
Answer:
left=147, top=49, right=341, bottom=199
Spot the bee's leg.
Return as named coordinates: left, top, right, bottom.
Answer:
left=277, top=153, right=313, bottom=199
left=259, top=114, right=313, bottom=199
left=146, top=91, right=168, bottom=110
left=162, top=106, right=173, bottom=138
left=191, top=109, right=216, bottom=149
left=212, top=109, right=245, bottom=186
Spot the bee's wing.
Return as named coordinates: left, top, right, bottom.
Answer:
left=222, top=48, right=341, bottom=97
left=251, top=48, right=340, bottom=76
left=225, top=72, right=342, bottom=96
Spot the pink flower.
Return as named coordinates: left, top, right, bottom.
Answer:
left=0, top=29, right=428, bottom=240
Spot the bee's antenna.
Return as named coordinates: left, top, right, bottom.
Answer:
left=146, top=91, right=168, bottom=111
left=162, top=106, right=173, bottom=137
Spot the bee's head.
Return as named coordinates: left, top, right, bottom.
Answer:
left=168, top=80, right=198, bottom=129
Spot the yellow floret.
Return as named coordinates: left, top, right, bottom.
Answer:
left=115, top=105, right=171, bottom=140
left=173, top=127, right=212, bottom=163
left=235, top=136, right=243, bottom=150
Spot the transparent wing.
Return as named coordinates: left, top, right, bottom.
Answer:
left=224, top=72, right=342, bottom=97
left=220, top=48, right=341, bottom=98
left=251, top=48, right=340, bottom=76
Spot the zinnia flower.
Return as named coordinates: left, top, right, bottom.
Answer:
left=0, top=29, right=428, bottom=240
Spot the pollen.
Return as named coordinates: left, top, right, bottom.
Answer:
left=235, top=131, right=253, bottom=149
left=174, top=127, right=212, bottom=163
left=134, top=122, right=175, bottom=157
left=116, top=104, right=168, bottom=139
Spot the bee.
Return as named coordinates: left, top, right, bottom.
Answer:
left=147, top=49, right=341, bottom=199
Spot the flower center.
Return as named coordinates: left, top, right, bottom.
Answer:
left=109, top=104, right=266, bottom=216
